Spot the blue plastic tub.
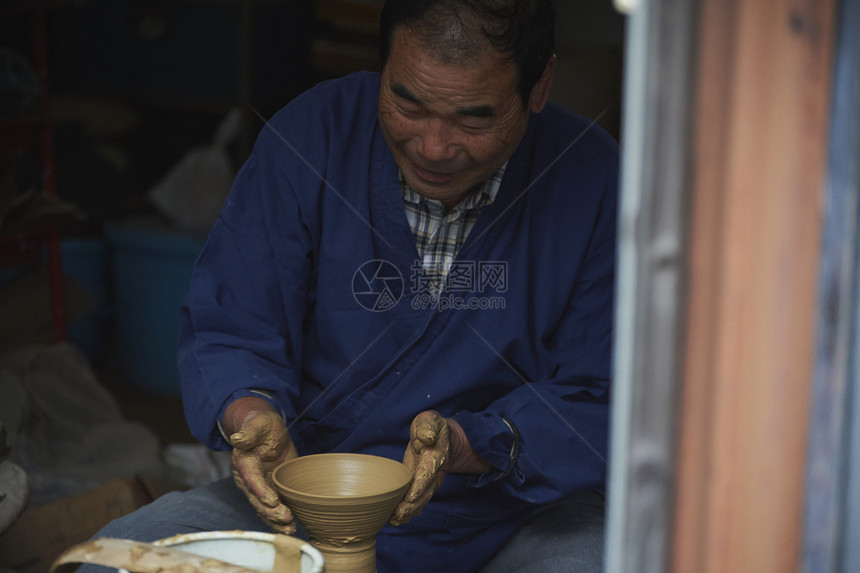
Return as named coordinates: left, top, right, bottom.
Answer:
left=106, top=219, right=206, bottom=395
left=61, top=237, right=110, bottom=363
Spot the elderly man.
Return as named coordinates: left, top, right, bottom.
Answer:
left=92, top=1, right=617, bottom=571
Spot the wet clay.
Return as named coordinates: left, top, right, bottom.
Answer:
left=272, top=534, right=302, bottom=572
left=48, top=538, right=263, bottom=573
left=272, top=453, right=412, bottom=573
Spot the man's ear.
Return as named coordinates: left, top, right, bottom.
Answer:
left=529, top=54, right=556, bottom=113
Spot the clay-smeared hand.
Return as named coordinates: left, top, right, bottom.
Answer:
left=389, top=411, right=450, bottom=526
left=389, top=411, right=492, bottom=526
left=227, top=398, right=298, bottom=534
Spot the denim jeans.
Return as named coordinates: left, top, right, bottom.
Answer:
left=80, top=478, right=604, bottom=573
left=478, top=488, right=605, bottom=573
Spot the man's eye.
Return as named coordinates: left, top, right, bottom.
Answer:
left=399, top=106, right=424, bottom=119
left=461, top=122, right=488, bottom=132
left=395, top=99, right=422, bottom=114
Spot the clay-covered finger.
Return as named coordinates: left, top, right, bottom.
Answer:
left=389, top=488, right=433, bottom=525
left=267, top=518, right=297, bottom=535
left=256, top=501, right=294, bottom=526
left=411, top=411, right=446, bottom=446
left=405, top=456, right=437, bottom=500
left=389, top=499, right=417, bottom=525
left=254, top=499, right=295, bottom=532
left=245, top=486, right=292, bottom=523
left=229, top=428, right=260, bottom=450
left=234, top=471, right=295, bottom=531
left=252, top=502, right=296, bottom=533
left=388, top=504, right=417, bottom=525
left=231, top=412, right=281, bottom=450
left=233, top=452, right=280, bottom=507
left=403, top=474, right=428, bottom=504
left=232, top=464, right=277, bottom=508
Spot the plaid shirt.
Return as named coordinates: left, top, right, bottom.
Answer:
left=401, top=163, right=505, bottom=295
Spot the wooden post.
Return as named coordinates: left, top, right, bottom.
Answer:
left=672, top=1, right=836, bottom=572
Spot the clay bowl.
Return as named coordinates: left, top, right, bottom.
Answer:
left=272, top=453, right=412, bottom=573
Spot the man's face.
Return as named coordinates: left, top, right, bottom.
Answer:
left=378, top=27, right=535, bottom=208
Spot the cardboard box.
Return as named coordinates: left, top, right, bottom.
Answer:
left=0, top=476, right=157, bottom=573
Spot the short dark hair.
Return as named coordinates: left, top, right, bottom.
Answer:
left=379, top=0, right=556, bottom=106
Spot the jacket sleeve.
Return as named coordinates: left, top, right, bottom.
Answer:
left=451, top=151, right=617, bottom=504
left=178, top=130, right=315, bottom=450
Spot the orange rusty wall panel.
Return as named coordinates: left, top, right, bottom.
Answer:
left=672, top=1, right=836, bottom=573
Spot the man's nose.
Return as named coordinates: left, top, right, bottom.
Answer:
left=416, top=117, right=459, bottom=162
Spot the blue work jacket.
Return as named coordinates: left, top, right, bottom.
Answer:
left=178, top=72, right=619, bottom=572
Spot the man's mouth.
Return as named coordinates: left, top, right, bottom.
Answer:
left=412, top=163, right=456, bottom=185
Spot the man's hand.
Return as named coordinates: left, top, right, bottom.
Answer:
left=225, top=397, right=298, bottom=533
left=389, top=410, right=491, bottom=526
